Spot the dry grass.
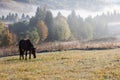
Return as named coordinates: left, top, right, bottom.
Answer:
left=1, top=40, right=120, bottom=57
left=0, top=49, right=120, bottom=80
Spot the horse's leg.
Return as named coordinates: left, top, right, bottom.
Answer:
left=22, top=55, right=24, bottom=59
left=29, top=51, right=31, bottom=59
left=25, top=51, right=27, bottom=60
left=19, top=52, right=21, bottom=60
left=22, top=50, right=24, bottom=60
left=19, top=49, right=22, bottom=60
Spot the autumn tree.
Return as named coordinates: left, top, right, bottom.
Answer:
left=0, top=21, right=5, bottom=34
left=53, top=12, right=71, bottom=41
left=83, top=16, right=94, bottom=40
left=45, top=10, right=54, bottom=41
left=67, top=10, right=80, bottom=39
left=77, top=16, right=84, bottom=40
left=37, top=20, right=48, bottom=42
left=2, top=30, right=13, bottom=46
left=0, top=21, right=5, bottom=46
left=0, top=21, right=14, bottom=47
left=26, top=28, right=40, bottom=44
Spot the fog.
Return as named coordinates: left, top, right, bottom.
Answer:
left=1, top=0, right=120, bottom=40
left=51, top=5, right=120, bottom=18
left=2, top=5, right=120, bottom=18
left=0, top=1, right=36, bottom=17
left=1, top=0, right=120, bottom=18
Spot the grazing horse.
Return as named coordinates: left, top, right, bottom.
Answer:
left=19, top=39, right=36, bottom=60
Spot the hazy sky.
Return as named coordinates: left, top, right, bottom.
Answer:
left=1, top=0, right=120, bottom=18
left=108, top=0, right=120, bottom=2
left=51, top=0, right=120, bottom=18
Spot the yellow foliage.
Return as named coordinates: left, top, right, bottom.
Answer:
left=37, top=20, right=48, bottom=42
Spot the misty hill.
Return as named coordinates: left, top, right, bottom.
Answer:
left=0, top=0, right=120, bottom=17
left=0, top=0, right=112, bottom=11
left=14, top=0, right=106, bottom=10
left=12, top=0, right=120, bottom=10
left=0, top=0, right=36, bottom=12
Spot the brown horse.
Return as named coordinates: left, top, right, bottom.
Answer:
left=19, top=39, right=36, bottom=60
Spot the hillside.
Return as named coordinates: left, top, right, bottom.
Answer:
left=0, top=49, right=120, bottom=80
left=0, top=0, right=113, bottom=11
left=0, top=0, right=37, bottom=17
left=0, top=0, right=119, bottom=17
left=11, top=0, right=109, bottom=10
left=0, top=0, right=36, bottom=12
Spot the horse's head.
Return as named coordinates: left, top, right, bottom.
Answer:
left=32, top=48, right=36, bottom=58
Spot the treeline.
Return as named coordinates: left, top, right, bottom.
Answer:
left=1, top=13, right=19, bottom=22
left=14, top=0, right=37, bottom=3
left=9, top=7, right=95, bottom=44
left=0, top=13, right=30, bottom=23
left=0, top=7, right=120, bottom=47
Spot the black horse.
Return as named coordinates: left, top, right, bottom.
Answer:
left=19, top=39, right=36, bottom=60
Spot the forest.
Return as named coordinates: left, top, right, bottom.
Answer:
left=1, top=7, right=120, bottom=47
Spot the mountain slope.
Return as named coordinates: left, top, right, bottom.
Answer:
left=0, top=0, right=37, bottom=17
left=0, top=0, right=119, bottom=17
left=0, top=0, right=112, bottom=11
left=0, top=0, right=36, bottom=12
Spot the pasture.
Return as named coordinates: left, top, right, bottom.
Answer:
left=0, top=49, right=120, bottom=80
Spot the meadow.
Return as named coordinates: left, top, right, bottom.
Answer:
left=0, top=49, right=120, bottom=80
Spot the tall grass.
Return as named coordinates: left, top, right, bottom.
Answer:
left=1, top=40, right=120, bottom=57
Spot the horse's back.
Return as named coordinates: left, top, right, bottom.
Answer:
left=19, top=40, right=26, bottom=49
left=19, top=39, right=33, bottom=50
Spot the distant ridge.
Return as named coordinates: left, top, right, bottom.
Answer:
left=0, top=0, right=11, bottom=2
left=0, top=0, right=108, bottom=10
left=0, top=0, right=37, bottom=13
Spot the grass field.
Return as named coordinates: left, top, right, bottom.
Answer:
left=0, top=49, right=120, bottom=80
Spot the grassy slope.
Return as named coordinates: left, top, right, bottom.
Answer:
left=0, top=49, right=120, bottom=80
